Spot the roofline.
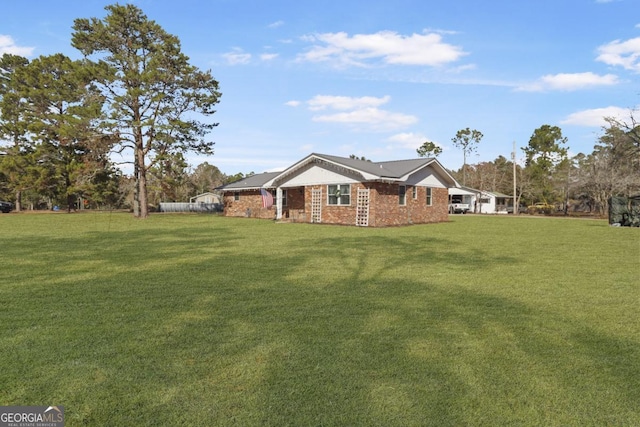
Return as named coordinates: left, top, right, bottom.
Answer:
left=273, top=153, right=462, bottom=186
left=454, top=185, right=514, bottom=197
left=219, top=153, right=462, bottom=189
left=192, top=191, right=217, bottom=197
left=215, top=172, right=280, bottom=191
left=270, top=153, right=370, bottom=185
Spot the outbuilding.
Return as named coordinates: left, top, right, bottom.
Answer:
left=449, top=186, right=514, bottom=214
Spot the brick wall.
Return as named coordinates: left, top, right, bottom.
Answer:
left=286, top=187, right=305, bottom=209
left=368, top=183, right=448, bottom=226
left=222, top=191, right=275, bottom=219
left=223, top=184, right=449, bottom=226
left=300, top=183, right=448, bottom=226
left=303, top=185, right=361, bottom=225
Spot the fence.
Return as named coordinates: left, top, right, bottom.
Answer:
left=158, top=202, right=223, bottom=213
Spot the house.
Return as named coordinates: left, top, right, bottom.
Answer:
left=190, top=192, right=222, bottom=205
left=216, top=153, right=460, bottom=227
left=449, top=186, right=514, bottom=214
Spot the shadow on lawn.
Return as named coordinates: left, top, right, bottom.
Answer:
left=242, top=236, right=640, bottom=426
left=250, top=288, right=640, bottom=426
left=0, top=223, right=239, bottom=290
left=1, top=223, right=638, bottom=425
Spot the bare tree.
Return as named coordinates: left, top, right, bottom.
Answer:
left=573, top=116, right=640, bottom=214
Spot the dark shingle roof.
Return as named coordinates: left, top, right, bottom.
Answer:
left=216, top=171, right=281, bottom=190
left=217, top=153, right=458, bottom=190
left=376, top=158, right=436, bottom=178
left=309, top=153, right=435, bottom=179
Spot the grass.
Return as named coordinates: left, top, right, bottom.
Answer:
left=0, top=212, right=638, bottom=426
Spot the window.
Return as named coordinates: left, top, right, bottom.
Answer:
left=426, top=187, right=432, bottom=206
left=328, top=184, right=350, bottom=205
left=412, top=186, right=417, bottom=200
left=399, top=185, right=406, bottom=205
left=234, top=192, right=240, bottom=201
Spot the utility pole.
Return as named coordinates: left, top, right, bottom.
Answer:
left=512, top=141, right=517, bottom=215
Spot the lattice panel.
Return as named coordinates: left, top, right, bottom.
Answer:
left=355, top=188, right=370, bottom=226
left=311, top=188, right=322, bottom=223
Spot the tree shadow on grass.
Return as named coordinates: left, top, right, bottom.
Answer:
left=281, top=234, right=519, bottom=291
left=207, top=233, right=637, bottom=426
left=0, top=224, right=240, bottom=292
left=1, top=223, right=638, bottom=425
left=254, top=279, right=640, bottom=426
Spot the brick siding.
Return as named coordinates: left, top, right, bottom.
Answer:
left=367, top=183, right=448, bottom=226
left=222, top=190, right=275, bottom=219
left=223, top=184, right=448, bottom=226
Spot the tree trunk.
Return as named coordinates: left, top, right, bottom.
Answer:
left=462, top=151, right=467, bottom=185
left=67, top=193, right=74, bottom=213
left=132, top=98, right=149, bottom=218
left=133, top=159, right=140, bottom=217
left=136, top=145, right=149, bottom=218
left=15, top=190, right=22, bottom=212
left=138, top=168, right=149, bottom=218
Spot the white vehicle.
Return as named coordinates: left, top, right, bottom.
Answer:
left=448, top=194, right=471, bottom=214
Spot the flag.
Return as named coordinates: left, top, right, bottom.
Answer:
left=260, top=188, right=274, bottom=209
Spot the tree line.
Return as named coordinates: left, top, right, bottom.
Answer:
left=0, top=4, right=220, bottom=217
left=417, top=118, right=640, bottom=215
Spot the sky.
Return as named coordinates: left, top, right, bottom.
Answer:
left=1, top=0, right=639, bottom=175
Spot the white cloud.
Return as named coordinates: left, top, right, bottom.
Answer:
left=450, top=63, right=477, bottom=73
left=260, top=53, right=279, bottom=61
left=298, top=30, right=466, bottom=67
left=313, top=107, right=417, bottom=130
left=0, top=34, right=34, bottom=56
left=516, top=72, right=619, bottom=91
left=561, top=106, right=629, bottom=127
left=597, top=36, right=640, bottom=72
left=285, top=100, right=301, bottom=107
left=300, top=94, right=417, bottom=131
left=307, top=95, right=390, bottom=111
left=222, top=48, right=252, bottom=65
left=268, top=20, right=284, bottom=29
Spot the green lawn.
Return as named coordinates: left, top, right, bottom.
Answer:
left=1, top=213, right=638, bottom=426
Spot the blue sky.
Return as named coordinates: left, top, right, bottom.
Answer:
left=1, top=0, right=639, bottom=175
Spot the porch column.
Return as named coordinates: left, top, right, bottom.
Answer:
left=276, top=187, right=283, bottom=219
